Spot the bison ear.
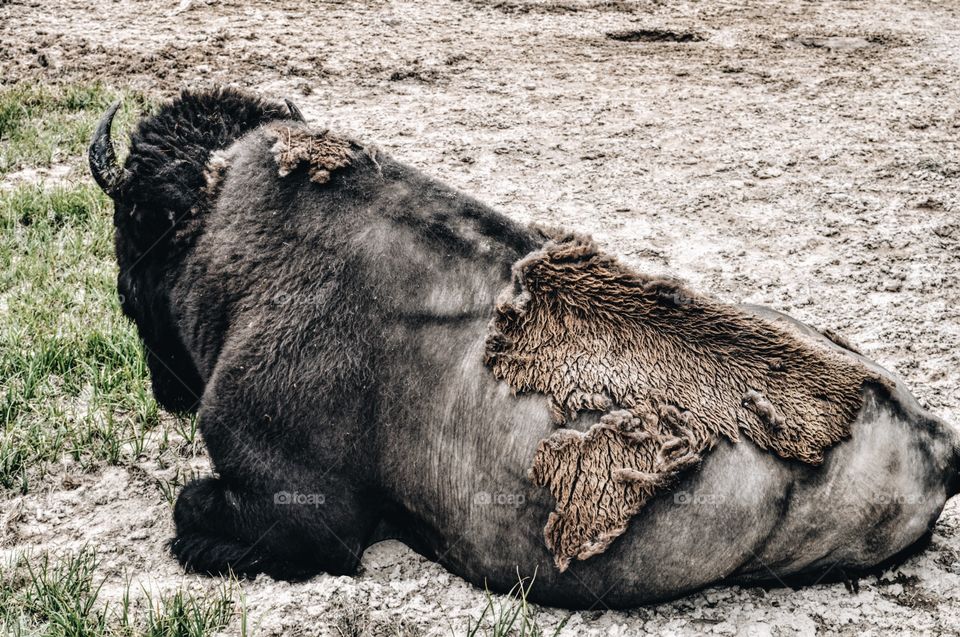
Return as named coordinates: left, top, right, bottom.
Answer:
left=284, top=98, right=306, bottom=123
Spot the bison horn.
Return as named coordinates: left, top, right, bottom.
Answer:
left=89, top=101, right=130, bottom=199
left=284, top=98, right=306, bottom=123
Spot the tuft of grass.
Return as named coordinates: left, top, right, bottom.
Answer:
left=156, top=464, right=205, bottom=507
left=0, top=549, right=242, bottom=636
left=19, top=550, right=109, bottom=635
left=464, top=573, right=569, bottom=637
left=139, top=585, right=235, bottom=637
left=0, top=82, right=149, bottom=176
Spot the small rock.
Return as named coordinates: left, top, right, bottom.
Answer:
left=170, top=0, right=194, bottom=15
left=881, top=280, right=903, bottom=293
left=755, top=167, right=783, bottom=179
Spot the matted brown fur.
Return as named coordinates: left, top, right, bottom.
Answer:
left=485, top=231, right=884, bottom=571
left=530, top=410, right=701, bottom=572
left=266, top=124, right=353, bottom=184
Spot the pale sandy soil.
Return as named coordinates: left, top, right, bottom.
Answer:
left=2, top=0, right=959, bottom=634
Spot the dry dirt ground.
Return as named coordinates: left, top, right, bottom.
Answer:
left=3, top=0, right=960, bottom=634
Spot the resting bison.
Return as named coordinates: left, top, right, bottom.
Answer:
left=89, top=88, right=959, bottom=608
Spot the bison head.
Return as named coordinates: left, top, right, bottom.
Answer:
left=89, top=88, right=303, bottom=412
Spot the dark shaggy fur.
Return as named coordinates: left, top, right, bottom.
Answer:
left=113, top=88, right=296, bottom=412
left=119, top=87, right=293, bottom=254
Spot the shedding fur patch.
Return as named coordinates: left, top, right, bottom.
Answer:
left=531, top=410, right=700, bottom=572
left=485, top=231, right=884, bottom=571
left=266, top=124, right=353, bottom=184
left=202, top=148, right=235, bottom=200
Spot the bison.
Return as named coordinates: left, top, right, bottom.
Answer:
left=89, top=87, right=959, bottom=608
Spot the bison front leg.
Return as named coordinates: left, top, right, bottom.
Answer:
left=167, top=334, right=383, bottom=581
left=171, top=475, right=371, bottom=580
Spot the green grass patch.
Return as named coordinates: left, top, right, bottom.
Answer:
left=0, top=82, right=187, bottom=493
left=0, top=82, right=149, bottom=176
left=0, top=549, right=241, bottom=636
left=0, top=182, right=171, bottom=492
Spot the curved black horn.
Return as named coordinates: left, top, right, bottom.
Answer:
left=284, top=98, right=306, bottom=123
left=89, top=100, right=129, bottom=198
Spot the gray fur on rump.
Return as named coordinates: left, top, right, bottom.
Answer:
left=90, top=88, right=960, bottom=608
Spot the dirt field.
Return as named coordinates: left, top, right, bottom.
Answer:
left=2, top=0, right=960, bottom=634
